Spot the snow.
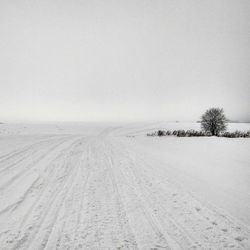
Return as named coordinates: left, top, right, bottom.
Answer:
left=0, top=122, right=249, bottom=249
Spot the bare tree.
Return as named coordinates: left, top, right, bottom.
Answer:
left=201, top=108, right=227, bottom=136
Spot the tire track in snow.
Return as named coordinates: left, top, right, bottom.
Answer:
left=12, top=139, right=83, bottom=250
left=0, top=137, right=83, bottom=249
left=50, top=142, right=91, bottom=250
left=0, top=135, right=69, bottom=166
left=28, top=144, right=84, bottom=250
left=0, top=136, right=72, bottom=174
left=0, top=138, right=71, bottom=191
left=111, top=137, right=250, bottom=249
left=16, top=137, right=83, bottom=231
left=104, top=140, right=184, bottom=249
left=71, top=137, right=139, bottom=249
left=0, top=136, right=79, bottom=220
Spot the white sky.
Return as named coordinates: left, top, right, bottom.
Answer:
left=0, top=0, right=249, bottom=122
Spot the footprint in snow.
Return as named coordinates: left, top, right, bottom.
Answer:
left=235, top=236, right=245, bottom=242
left=195, top=207, right=201, bottom=212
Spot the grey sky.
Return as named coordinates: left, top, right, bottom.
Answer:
left=0, top=0, right=249, bottom=122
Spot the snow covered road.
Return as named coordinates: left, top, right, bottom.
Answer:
left=0, top=126, right=250, bottom=249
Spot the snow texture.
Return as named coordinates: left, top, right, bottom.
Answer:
left=0, top=122, right=250, bottom=249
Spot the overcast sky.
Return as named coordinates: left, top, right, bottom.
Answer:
left=0, top=0, right=249, bottom=122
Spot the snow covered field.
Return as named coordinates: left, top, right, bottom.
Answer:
left=0, top=122, right=250, bottom=249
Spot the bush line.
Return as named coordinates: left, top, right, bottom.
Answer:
left=147, top=130, right=250, bottom=138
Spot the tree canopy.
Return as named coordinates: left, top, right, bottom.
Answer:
left=201, top=108, right=227, bottom=136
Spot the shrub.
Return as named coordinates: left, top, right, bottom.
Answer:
left=147, top=131, right=157, bottom=136
left=157, top=130, right=165, bottom=136
left=147, top=129, right=212, bottom=137
left=147, top=128, right=250, bottom=138
left=176, top=130, right=186, bottom=137
left=221, top=131, right=250, bottom=138
left=165, top=130, right=172, bottom=135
